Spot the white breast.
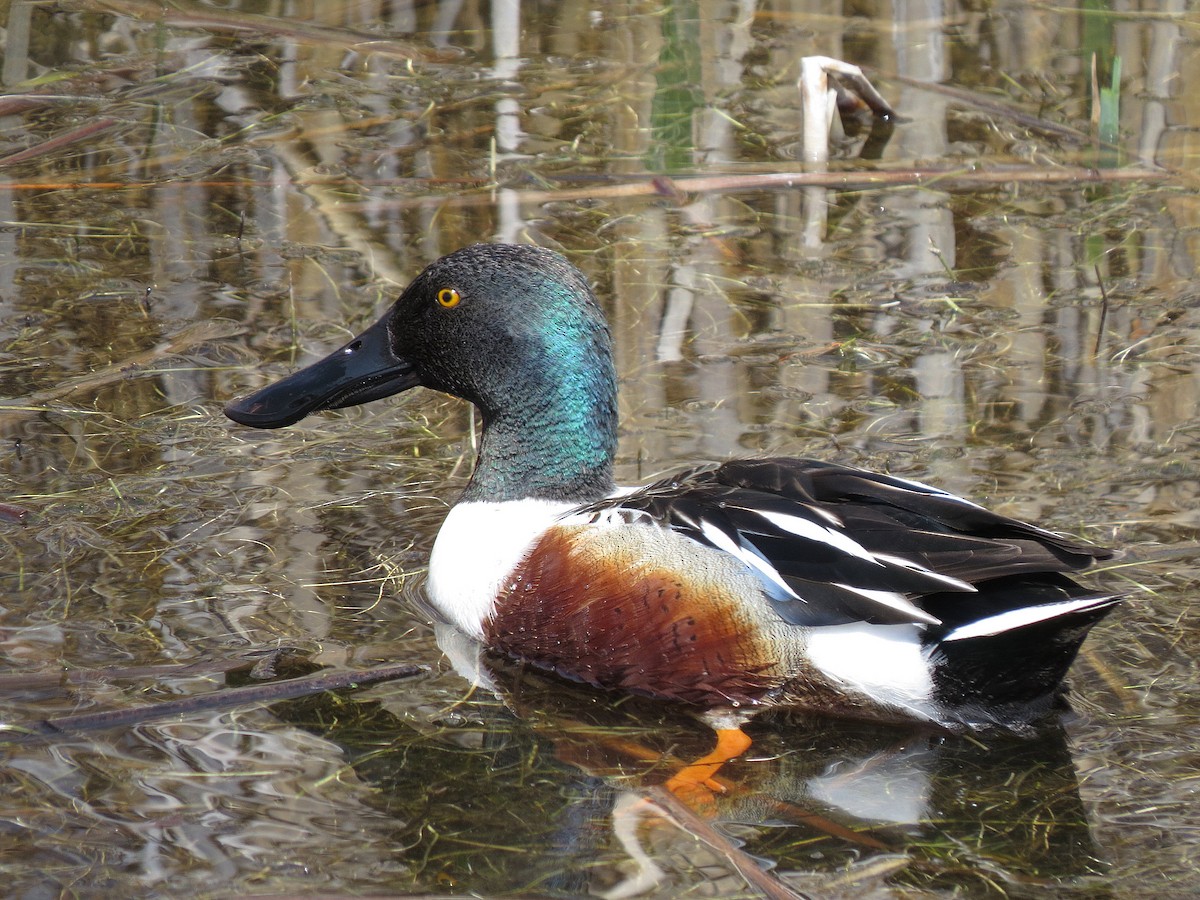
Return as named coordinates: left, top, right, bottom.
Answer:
left=426, top=498, right=576, bottom=637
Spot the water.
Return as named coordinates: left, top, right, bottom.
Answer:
left=0, top=1, right=1197, bottom=897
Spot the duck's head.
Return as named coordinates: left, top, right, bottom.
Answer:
left=225, top=243, right=618, bottom=501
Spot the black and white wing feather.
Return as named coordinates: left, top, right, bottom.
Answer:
left=574, top=458, right=1113, bottom=630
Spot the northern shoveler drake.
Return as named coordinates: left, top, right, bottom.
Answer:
left=225, top=243, right=1118, bottom=783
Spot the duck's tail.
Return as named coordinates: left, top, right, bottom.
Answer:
left=923, top=574, right=1120, bottom=730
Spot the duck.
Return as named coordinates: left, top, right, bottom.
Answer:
left=225, top=243, right=1119, bottom=785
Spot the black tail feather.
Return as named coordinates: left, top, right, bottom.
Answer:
left=926, top=575, right=1118, bottom=722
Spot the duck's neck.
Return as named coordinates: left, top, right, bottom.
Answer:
left=460, top=368, right=617, bottom=505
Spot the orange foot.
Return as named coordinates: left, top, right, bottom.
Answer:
left=665, top=726, right=753, bottom=807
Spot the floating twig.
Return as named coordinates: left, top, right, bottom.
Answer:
left=13, top=661, right=424, bottom=739
left=1094, top=264, right=1110, bottom=359
left=0, top=165, right=1172, bottom=197
left=0, top=318, right=245, bottom=425
left=0, top=117, right=121, bottom=169
left=0, top=653, right=275, bottom=693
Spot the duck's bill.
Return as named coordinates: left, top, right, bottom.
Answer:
left=224, top=314, right=419, bottom=429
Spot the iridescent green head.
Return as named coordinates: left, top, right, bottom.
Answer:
left=225, top=244, right=618, bottom=502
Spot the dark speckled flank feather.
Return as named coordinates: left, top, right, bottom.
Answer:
left=576, top=457, right=1113, bottom=630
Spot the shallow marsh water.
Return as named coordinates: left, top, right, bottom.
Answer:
left=0, top=1, right=1198, bottom=897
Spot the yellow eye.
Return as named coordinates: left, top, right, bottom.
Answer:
left=437, top=287, right=461, bottom=308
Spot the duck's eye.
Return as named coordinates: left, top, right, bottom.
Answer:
left=436, top=287, right=461, bottom=308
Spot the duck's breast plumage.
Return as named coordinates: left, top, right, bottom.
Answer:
left=484, top=515, right=812, bottom=707
left=427, top=498, right=576, bottom=638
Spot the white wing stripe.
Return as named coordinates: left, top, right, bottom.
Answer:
left=886, top=474, right=988, bottom=509
left=751, top=510, right=882, bottom=564
left=832, top=583, right=942, bottom=625
left=872, top=553, right=976, bottom=591
left=698, top=520, right=800, bottom=600
left=942, top=595, right=1116, bottom=642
